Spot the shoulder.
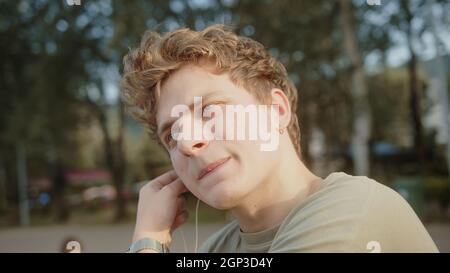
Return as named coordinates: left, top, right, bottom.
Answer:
left=198, top=219, right=240, bottom=253
left=306, top=172, right=405, bottom=212
left=270, top=172, right=375, bottom=252
left=270, top=172, right=438, bottom=252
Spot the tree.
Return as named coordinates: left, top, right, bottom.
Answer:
left=338, top=0, right=372, bottom=175
left=0, top=0, right=109, bottom=222
left=400, top=0, right=427, bottom=173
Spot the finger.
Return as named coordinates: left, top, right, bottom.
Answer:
left=152, top=170, right=178, bottom=190
left=176, top=196, right=187, bottom=213
left=162, top=178, right=189, bottom=197
left=171, top=211, right=189, bottom=231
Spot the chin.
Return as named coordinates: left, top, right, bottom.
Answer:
left=202, top=181, right=244, bottom=210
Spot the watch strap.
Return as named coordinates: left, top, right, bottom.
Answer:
left=127, top=237, right=169, bottom=253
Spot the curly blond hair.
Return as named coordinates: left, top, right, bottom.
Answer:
left=121, top=24, right=301, bottom=157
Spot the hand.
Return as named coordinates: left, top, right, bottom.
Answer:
left=132, top=170, right=189, bottom=246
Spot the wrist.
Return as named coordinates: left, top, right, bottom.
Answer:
left=128, top=236, right=170, bottom=253
left=132, top=230, right=171, bottom=246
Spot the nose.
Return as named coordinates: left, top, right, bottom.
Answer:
left=177, top=138, right=209, bottom=157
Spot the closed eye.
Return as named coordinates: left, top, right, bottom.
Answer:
left=202, top=101, right=225, bottom=117
left=163, top=131, right=176, bottom=149
left=165, top=132, right=173, bottom=143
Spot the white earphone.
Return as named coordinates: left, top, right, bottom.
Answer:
left=179, top=197, right=201, bottom=253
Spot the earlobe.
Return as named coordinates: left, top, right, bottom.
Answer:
left=273, top=102, right=286, bottom=116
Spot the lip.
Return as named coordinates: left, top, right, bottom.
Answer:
left=198, top=156, right=231, bottom=180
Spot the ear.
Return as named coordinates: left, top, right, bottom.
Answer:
left=270, top=88, right=292, bottom=130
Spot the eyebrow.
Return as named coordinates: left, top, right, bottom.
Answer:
left=157, top=92, right=228, bottom=139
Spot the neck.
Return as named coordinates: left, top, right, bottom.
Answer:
left=231, top=140, right=321, bottom=233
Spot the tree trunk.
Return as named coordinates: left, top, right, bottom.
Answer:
left=0, top=157, right=8, bottom=212
left=53, top=160, right=69, bottom=222
left=338, top=0, right=372, bottom=176
left=16, top=143, right=30, bottom=226
left=401, top=0, right=427, bottom=174
left=113, top=101, right=127, bottom=221
left=93, top=90, right=127, bottom=222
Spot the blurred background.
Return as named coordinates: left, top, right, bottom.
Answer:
left=1, top=0, right=450, bottom=252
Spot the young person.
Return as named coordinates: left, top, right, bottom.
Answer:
left=121, top=24, right=438, bottom=253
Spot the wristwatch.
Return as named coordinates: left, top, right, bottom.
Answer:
left=127, top=237, right=170, bottom=253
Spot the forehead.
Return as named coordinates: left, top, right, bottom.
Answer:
left=159, top=64, right=222, bottom=107
left=156, top=64, right=254, bottom=128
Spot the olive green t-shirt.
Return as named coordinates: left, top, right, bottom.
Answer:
left=199, top=172, right=439, bottom=253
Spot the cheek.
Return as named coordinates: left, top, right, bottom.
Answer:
left=170, top=153, right=197, bottom=188
left=170, top=153, right=187, bottom=178
left=238, top=142, right=275, bottom=180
